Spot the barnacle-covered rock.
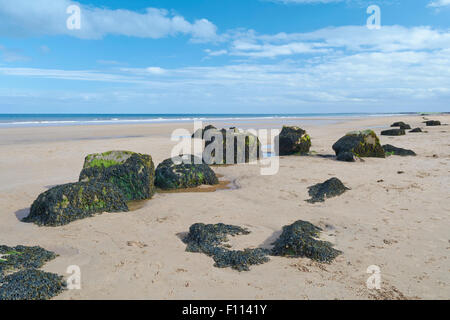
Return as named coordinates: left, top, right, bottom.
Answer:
left=192, top=125, right=217, bottom=138
left=183, top=223, right=270, bottom=271
left=0, top=245, right=57, bottom=275
left=271, top=220, right=341, bottom=263
left=0, top=269, right=65, bottom=300
left=381, top=129, right=405, bottom=136
left=23, top=182, right=128, bottom=226
left=306, top=177, right=350, bottom=203
left=79, top=150, right=155, bottom=201
left=155, top=155, right=218, bottom=190
left=203, top=129, right=262, bottom=165
left=424, top=120, right=441, bottom=126
left=332, top=130, right=385, bottom=159
left=409, top=128, right=422, bottom=133
left=275, top=126, right=311, bottom=156
left=383, top=144, right=416, bottom=157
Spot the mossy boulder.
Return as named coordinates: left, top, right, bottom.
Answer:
left=383, top=144, right=416, bottom=156
left=183, top=223, right=270, bottom=271
left=203, top=129, right=262, bottom=165
left=79, top=150, right=155, bottom=201
left=306, top=178, right=350, bottom=203
left=271, top=220, right=341, bottom=263
left=23, top=182, right=128, bottom=226
left=424, top=120, right=441, bottom=126
left=332, top=130, right=385, bottom=159
left=381, top=129, right=405, bottom=136
left=155, top=155, right=219, bottom=190
left=275, top=126, right=311, bottom=156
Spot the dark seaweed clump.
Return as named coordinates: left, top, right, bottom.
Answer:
left=0, top=245, right=56, bottom=275
left=271, top=220, right=341, bottom=263
left=424, top=120, right=441, bottom=126
left=383, top=144, right=416, bottom=156
left=0, top=269, right=65, bottom=300
left=0, top=245, right=65, bottom=300
left=183, top=223, right=270, bottom=271
left=306, top=177, right=350, bottom=203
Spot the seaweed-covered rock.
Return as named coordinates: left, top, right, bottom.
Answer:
left=275, top=126, right=311, bottom=156
left=424, top=120, right=441, bottom=126
left=192, top=125, right=217, bottom=139
left=0, top=246, right=57, bottom=275
left=23, top=182, right=128, bottom=226
left=203, top=129, right=262, bottom=165
left=271, top=220, right=341, bottom=263
left=409, top=128, right=422, bottom=133
left=332, top=130, right=385, bottom=159
left=381, top=129, right=405, bottom=136
left=79, top=150, right=155, bottom=201
left=0, top=269, right=65, bottom=300
left=391, top=122, right=411, bottom=130
left=306, top=178, right=350, bottom=203
left=155, top=155, right=218, bottom=190
left=336, top=151, right=356, bottom=162
left=383, top=144, right=416, bottom=156
left=183, top=223, right=270, bottom=271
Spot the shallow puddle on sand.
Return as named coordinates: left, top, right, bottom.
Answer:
left=127, top=175, right=236, bottom=211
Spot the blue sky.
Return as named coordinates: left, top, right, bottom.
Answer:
left=0, top=0, right=449, bottom=113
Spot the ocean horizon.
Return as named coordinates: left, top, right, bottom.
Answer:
left=0, top=112, right=431, bottom=128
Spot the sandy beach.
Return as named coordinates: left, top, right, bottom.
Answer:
left=0, top=114, right=449, bottom=300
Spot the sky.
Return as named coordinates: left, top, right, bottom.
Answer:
left=0, top=0, right=449, bottom=114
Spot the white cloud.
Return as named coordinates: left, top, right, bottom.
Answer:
left=428, top=0, right=450, bottom=7
left=0, top=0, right=217, bottom=40
left=222, top=26, right=450, bottom=58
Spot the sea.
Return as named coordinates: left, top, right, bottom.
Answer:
left=0, top=113, right=418, bottom=128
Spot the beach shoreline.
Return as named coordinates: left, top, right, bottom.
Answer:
left=0, top=114, right=449, bottom=299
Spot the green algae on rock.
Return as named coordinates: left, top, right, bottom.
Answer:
left=333, top=130, right=385, bottom=160
left=275, top=126, right=311, bottom=156
left=203, top=128, right=262, bottom=165
left=23, top=182, right=128, bottom=226
left=79, top=150, right=155, bottom=201
left=382, top=144, right=416, bottom=157
left=183, top=223, right=270, bottom=271
left=306, top=177, right=350, bottom=203
left=155, top=154, right=219, bottom=190
left=271, top=220, right=341, bottom=263
left=0, top=269, right=66, bottom=300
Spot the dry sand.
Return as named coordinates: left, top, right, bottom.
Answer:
left=0, top=114, right=449, bottom=300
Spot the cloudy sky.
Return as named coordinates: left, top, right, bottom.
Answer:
left=0, top=0, right=449, bottom=113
